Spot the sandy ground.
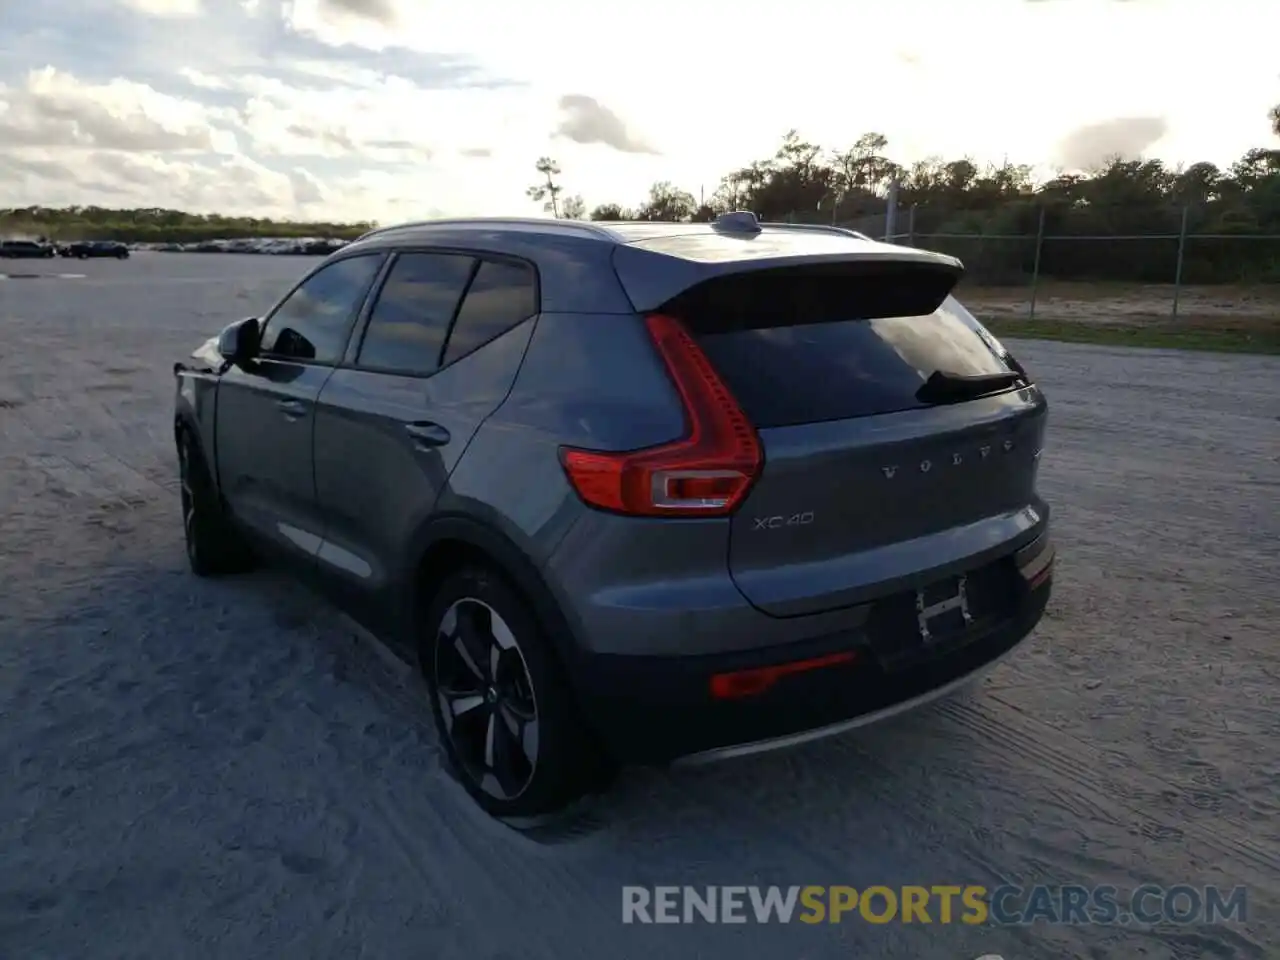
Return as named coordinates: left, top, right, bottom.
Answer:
left=962, top=281, right=1280, bottom=330
left=1, top=255, right=1277, bottom=960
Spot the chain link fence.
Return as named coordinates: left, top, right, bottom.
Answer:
left=799, top=199, right=1280, bottom=326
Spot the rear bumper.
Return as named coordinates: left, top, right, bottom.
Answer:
left=568, top=538, right=1053, bottom=766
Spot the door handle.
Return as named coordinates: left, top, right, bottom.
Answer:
left=404, top=422, right=451, bottom=447
left=276, top=399, right=308, bottom=420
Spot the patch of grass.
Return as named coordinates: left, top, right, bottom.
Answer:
left=983, top=317, right=1280, bottom=355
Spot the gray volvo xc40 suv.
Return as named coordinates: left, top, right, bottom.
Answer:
left=173, top=212, right=1053, bottom=817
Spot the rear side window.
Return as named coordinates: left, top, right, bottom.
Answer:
left=670, top=268, right=1014, bottom=428
left=441, top=259, right=538, bottom=367
left=356, top=252, right=476, bottom=375
left=259, top=254, right=383, bottom=364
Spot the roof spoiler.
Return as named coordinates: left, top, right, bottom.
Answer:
left=611, top=243, right=964, bottom=317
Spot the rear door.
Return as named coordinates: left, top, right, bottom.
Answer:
left=214, top=253, right=384, bottom=562
left=616, top=247, right=1048, bottom=618
left=311, top=250, right=540, bottom=624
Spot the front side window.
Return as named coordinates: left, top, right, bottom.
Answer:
left=258, top=254, right=383, bottom=364
left=356, top=252, right=476, bottom=376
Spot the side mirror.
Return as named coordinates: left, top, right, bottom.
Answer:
left=217, top=317, right=260, bottom=367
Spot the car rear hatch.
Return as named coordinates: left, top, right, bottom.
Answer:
left=611, top=225, right=1048, bottom=618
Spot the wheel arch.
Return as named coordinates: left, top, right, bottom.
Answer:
left=173, top=372, right=223, bottom=495
left=406, top=513, right=584, bottom=669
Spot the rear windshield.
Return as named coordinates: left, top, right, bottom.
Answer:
left=669, top=269, right=1014, bottom=428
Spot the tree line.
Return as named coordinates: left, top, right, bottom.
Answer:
left=533, top=106, right=1280, bottom=284
left=0, top=206, right=375, bottom=245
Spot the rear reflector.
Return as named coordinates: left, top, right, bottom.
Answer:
left=1027, top=564, right=1053, bottom=590
left=710, top=650, right=860, bottom=700
left=559, top=314, right=763, bottom=517
left=1018, top=541, right=1055, bottom=588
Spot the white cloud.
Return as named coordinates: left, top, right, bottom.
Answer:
left=1054, top=117, right=1171, bottom=172
left=116, top=0, right=203, bottom=17
left=236, top=75, right=442, bottom=161
left=0, top=149, right=291, bottom=214
left=315, top=0, right=397, bottom=26
left=178, top=68, right=229, bottom=91
left=287, top=166, right=326, bottom=205
left=0, top=67, right=237, bottom=152
left=282, top=0, right=401, bottom=48
left=0, top=145, right=403, bottom=222
left=554, top=95, right=657, bottom=155
left=0, top=0, right=1276, bottom=222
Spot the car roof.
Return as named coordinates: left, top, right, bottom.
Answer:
left=339, top=213, right=960, bottom=316
left=350, top=215, right=876, bottom=251
left=345, top=214, right=957, bottom=264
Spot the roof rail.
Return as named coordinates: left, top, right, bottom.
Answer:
left=759, top=221, right=873, bottom=241
left=354, top=217, right=616, bottom=243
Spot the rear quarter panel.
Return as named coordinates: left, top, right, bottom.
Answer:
left=437, top=309, right=690, bottom=644
left=438, top=309, right=687, bottom=554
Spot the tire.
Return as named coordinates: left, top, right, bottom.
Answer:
left=177, top=429, right=255, bottom=576
left=421, top=566, right=602, bottom=818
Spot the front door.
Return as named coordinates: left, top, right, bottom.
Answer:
left=215, top=253, right=385, bottom=564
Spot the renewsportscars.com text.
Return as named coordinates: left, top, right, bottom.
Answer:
left=621, top=884, right=1247, bottom=926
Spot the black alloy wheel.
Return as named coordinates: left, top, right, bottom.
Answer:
left=434, top=597, right=540, bottom=802
left=422, top=568, right=607, bottom=818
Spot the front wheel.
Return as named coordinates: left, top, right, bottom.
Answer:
left=177, top=430, right=255, bottom=576
left=421, top=567, right=603, bottom=818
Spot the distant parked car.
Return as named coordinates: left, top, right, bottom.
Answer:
left=62, top=240, right=130, bottom=259
left=300, top=238, right=346, bottom=256
left=0, top=239, right=56, bottom=258
left=172, top=212, right=1054, bottom=818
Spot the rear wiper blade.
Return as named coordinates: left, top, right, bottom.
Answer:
left=916, top=369, right=1022, bottom=405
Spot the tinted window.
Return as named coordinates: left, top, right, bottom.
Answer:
left=356, top=253, right=476, bottom=375
left=678, top=275, right=1014, bottom=427
left=259, top=255, right=382, bottom=364
left=442, top=260, right=538, bottom=366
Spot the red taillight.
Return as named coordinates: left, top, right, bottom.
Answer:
left=559, top=313, right=762, bottom=517
left=709, top=651, right=860, bottom=700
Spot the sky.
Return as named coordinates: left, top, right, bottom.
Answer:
left=0, top=0, right=1276, bottom=223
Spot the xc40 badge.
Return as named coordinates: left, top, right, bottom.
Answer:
left=751, top=512, right=815, bottom=531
